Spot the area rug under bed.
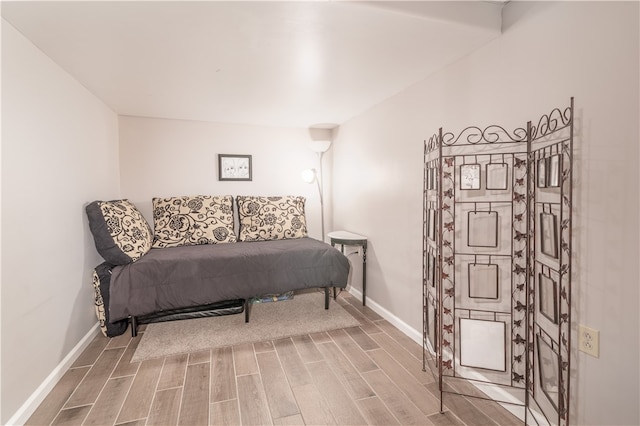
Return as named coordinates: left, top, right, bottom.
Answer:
left=131, top=291, right=360, bottom=362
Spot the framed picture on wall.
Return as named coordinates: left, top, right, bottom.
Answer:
left=218, top=154, right=252, bottom=181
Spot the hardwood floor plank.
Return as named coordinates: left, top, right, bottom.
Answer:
left=210, top=399, right=240, bottom=426
left=116, top=357, right=164, bottom=424
left=337, top=303, right=382, bottom=334
left=65, top=348, right=125, bottom=408
left=308, top=331, right=332, bottom=345
left=25, top=367, right=89, bottom=426
left=116, top=419, right=147, bottom=426
left=292, top=334, right=324, bottom=362
left=106, top=329, right=132, bottom=349
left=112, top=336, right=142, bottom=378
left=375, top=320, right=424, bottom=360
left=237, top=374, right=272, bottom=426
left=328, top=328, right=378, bottom=373
left=274, top=414, right=305, bottom=425
left=367, top=348, right=440, bottom=416
left=361, top=369, right=431, bottom=425
left=343, top=295, right=384, bottom=322
left=444, top=380, right=524, bottom=425
left=253, top=341, right=274, bottom=353
left=148, top=387, right=182, bottom=426
left=306, top=360, right=367, bottom=425
left=233, top=343, right=259, bottom=376
left=316, top=341, right=375, bottom=400
left=83, top=376, right=134, bottom=425
left=344, top=326, right=380, bottom=351
left=290, top=383, right=336, bottom=425
left=157, top=353, right=188, bottom=391
left=442, top=391, right=500, bottom=426
left=52, top=405, right=91, bottom=426
left=370, top=331, right=433, bottom=385
left=188, top=349, right=211, bottom=365
left=355, top=396, right=401, bottom=426
left=427, top=411, right=466, bottom=426
left=273, top=337, right=313, bottom=388
left=178, top=362, right=210, bottom=426
left=425, top=382, right=499, bottom=426
left=71, top=333, right=109, bottom=368
left=256, top=351, right=300, bottom=420
left=211, top=346, right=236, bottom=402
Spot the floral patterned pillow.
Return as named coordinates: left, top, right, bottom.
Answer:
left=86, top=199, right=153, bottom=265
left=93, top=263, right=128, bottom=337
left=152, top=195, right=236, bottom=248
left=236, top=196, right=308, bottom=242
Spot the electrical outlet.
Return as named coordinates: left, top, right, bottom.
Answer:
left=578, top=325, right=600, bottom=358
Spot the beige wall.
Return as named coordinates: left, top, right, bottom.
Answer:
left=118, top=116, right=332, bottom=241
left=1, top=20, right=120, bottom=423
left=332, top=2, right=639, bottom=425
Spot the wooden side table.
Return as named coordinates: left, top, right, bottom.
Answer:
left=328, top=231, right=368, bottom=306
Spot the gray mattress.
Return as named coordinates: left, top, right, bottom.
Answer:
left=109, top=237, right=350, bottom=321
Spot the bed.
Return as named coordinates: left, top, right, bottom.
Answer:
left=87, top=195, right=350, bottom=337
left=110, top=237, right=349, bottom=321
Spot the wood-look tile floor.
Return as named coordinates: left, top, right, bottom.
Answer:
left=26, top=292, right=524, bottom=426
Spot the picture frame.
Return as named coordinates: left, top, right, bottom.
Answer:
left=539, top=273, right=558, bottom=324
left=468, top=211, right=499, bottom=248
left=537, top=158, right=547, bottom=188
left=537, top=335, right=561, bottom=412
left=460, top=164, right=481, bottom=190
left=218, top=154, right=252, bottom=181
left=459, top=318, right=507, bottom=372
left=548, top=154, right=561, bottom=187
left=540, top=212, right=558, bottom=258
left=427, top=209, right=436, bottom=241
left=469, top=263, right=499, bottom=300
left=426, top=251, right=437, bottom=288
left=486, top=163, right=508, bottom=190
left=432, top=167, right=438, bottom=191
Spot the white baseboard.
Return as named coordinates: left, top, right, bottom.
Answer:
left=6, top=323, right=100, bottom=426
left=346, top=287, right=423, bottom=346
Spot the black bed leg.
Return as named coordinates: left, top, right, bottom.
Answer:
left=130, top=316, right=138, bottom=337
left=324, top=287, right=330, bottom=309
left=244, top=299, right=251, bottom=323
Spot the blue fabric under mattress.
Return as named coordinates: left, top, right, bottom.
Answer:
left=108, top=237, right=350, bottom=322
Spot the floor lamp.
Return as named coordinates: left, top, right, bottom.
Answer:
left=301, top=140, right=331, bottom=241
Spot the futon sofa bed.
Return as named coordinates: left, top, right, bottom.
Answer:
left=86, top=195, right=350, bottom=337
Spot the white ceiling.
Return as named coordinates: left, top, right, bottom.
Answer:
left=2, top=1, right=504, bottom=128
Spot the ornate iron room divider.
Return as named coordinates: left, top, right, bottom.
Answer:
left=423, top=99, right=574, bottom=426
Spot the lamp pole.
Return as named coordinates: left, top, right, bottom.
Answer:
left=316, top=151, right=325, bottom=241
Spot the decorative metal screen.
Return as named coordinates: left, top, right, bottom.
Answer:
left=422, top=99, right=574, bottom=426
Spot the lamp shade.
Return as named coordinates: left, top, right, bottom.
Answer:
left=309, top=140, right=332, bottom=153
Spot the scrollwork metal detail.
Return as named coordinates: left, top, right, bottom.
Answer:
left=530, top=105, right=572, bottom=141
left=442, top=125, right=527, bottom=146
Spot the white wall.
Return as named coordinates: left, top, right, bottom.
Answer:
left=118, top=116, right=331, bottom=241
left=1, top=20, right=120, bottom=424
left=332, top=2, right=639, bottom=425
